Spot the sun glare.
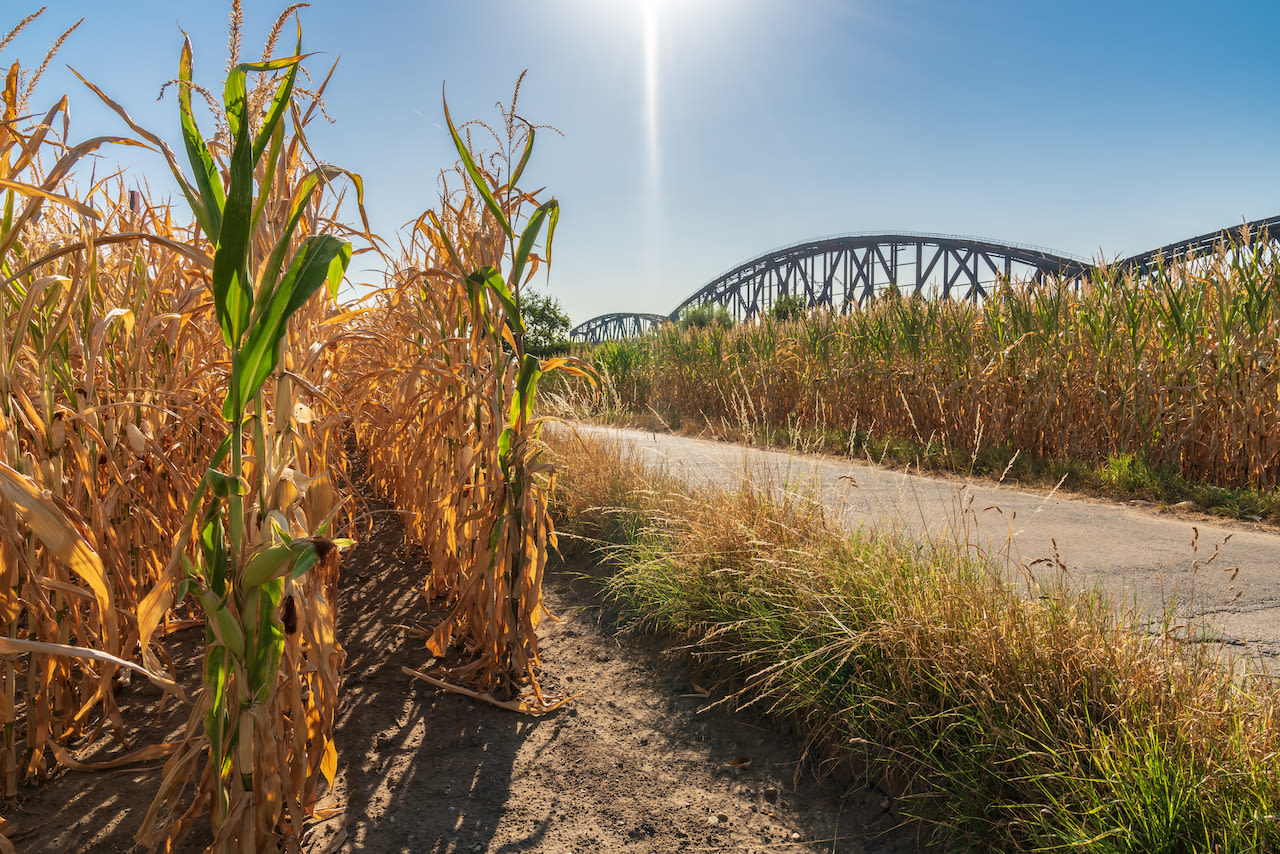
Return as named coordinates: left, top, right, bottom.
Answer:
left=642, top=0, right=661, bottom=182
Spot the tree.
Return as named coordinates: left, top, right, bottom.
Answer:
left=676, top=303, right=733, bottom=331
left=520, top=288, right=572, bottom=357
left=769, top=293, right=807, bottom=322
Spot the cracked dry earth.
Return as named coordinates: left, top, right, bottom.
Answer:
left=9, top=494, right=923, bottom=854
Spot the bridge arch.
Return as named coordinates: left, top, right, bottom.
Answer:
left=569, top=312, right=669, bottom=345
left=569, top=215, right=1280, bottom=343
left=670, top=232, right=1090, bottom=324
left=1113, top=214, right=1280, bottom=274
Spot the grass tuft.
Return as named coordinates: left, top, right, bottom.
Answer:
left=548, top=430, right=1280, bottom=852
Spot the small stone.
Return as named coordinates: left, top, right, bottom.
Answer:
left=717, top=812, right=728, bottom=823
left=790, top=831, right=802, bottom=842
left=1173, top=500, right=1197, bottom=509
left=1129, top=499, right=1153, bottom=507
left=595, top=652, right=611, bottom=663
left=763, top=786, right=779, bottom=803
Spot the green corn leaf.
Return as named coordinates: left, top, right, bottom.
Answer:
left=223, top=235, right=351, bottom=421
left=198, top=500, right=227, bottom=596
left=288, top=544, right=319, bottom=580
left=203, top=644, right=230, bottom=765
left=210, top=65, right=255, bottom=347
left=468, top=265, right=524, bottom=336
left=509, top=123, right=535, bottom=189
left=442, top=88, right=511, bottom=239
left=497, top=427, right=514, bottom=479
left=3, top=181, right=14, bottom=239
left=544, top=196, right=560, bottom=263
left=463, top=268, right=494, bottom=339
left=258, top=165, right=360, bottom=305
left=206, top=468, right=246, bottom=497
left=509, top=352, right=542, bottom=429
left=177, top=35, right=225, bottom=240
left=250, top=47, right=302, bottom=164
left=509, top=199, right=558, bottom=292
left=250, top=118, right=286, bottom=233
left=246, top=580, right=285, bottom=702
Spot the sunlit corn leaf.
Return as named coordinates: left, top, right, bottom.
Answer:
left=209, top=60, right=256, bottom=347
left=248, top=46, right=303, bottom=164
left=509, top=123, right=535, bottom=190
left=509, top=199, right=558, bottom=291
left=467, top=265, right=523, bottom=337
left=509, top=353, right=542, bottom=429
left=177, top=35, right=225, bottom=239
left=442, top=88, right=511, bottom=239
left=257, top=164, right=361, bottom=303
left=224, top=235, right=351, bottom=420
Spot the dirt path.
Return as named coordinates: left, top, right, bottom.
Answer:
left=565, top=424, right=1280, bottom=666
left=9, top=491, right=923, bottom=853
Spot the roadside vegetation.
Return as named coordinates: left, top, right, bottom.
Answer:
left=549, top=430, right=1280, bottom=853
left=0, top=6, right=583, bottom=851
left=559, top=244, right=1280, bottom=522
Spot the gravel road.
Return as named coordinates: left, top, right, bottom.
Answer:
left=568, top=424, right=1280, bottom=666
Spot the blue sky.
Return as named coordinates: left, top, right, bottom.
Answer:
left=13, top=1, right=1280, bottom=325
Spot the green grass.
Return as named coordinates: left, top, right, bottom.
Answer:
left=549, top=431, right=1280, bottom=853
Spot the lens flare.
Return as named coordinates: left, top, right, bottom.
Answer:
left=642, top=0, right=660, bottom=183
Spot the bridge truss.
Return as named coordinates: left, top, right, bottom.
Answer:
left=569, top=216, right=1280, bottom=344
left=1114, top=214, right=1280, bottom=275
left=669, top=233, right=1088, bottom=323
left=569, top=313, right=669, bottom=345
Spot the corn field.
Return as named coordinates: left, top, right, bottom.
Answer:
left=582, top=244, right=1280, bottom=491
left=0, top=7, right=579, bottom=852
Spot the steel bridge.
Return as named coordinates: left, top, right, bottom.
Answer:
left=568, top=313, right=669, bottom=345
left=1116, top=214, right=1280, bottom=275
left=569, top=215, right=1280, bottom=344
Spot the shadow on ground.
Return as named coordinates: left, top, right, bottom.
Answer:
left=8, top=483, right=927, bottom=854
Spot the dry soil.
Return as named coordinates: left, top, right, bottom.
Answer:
left=6, top=486, right=924, bottom=853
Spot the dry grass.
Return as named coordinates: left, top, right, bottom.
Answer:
left=569, top=246, right=1280, bottom=499
left=548, top=430, right=1280, bottom=852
